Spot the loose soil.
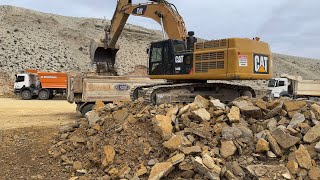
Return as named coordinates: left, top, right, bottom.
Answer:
left=0, top=98, right=80, bottom=179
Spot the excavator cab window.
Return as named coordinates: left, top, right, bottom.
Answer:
left=149, top=40, right=194, bottom=76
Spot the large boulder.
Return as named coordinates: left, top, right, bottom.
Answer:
left=311, top=104, right=320, bottom=120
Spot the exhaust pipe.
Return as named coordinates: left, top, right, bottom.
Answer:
left=90, top=39, right=119, bottom=74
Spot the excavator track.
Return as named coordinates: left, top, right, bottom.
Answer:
left=131, top=82, right=256, bottom=105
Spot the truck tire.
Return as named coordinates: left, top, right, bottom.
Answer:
left=81, top=103, right=94, bottom=116
left=21, top=90, right=32, bottom=100
left=240, top=90, right=253, bottom=98
left=39, top=90, right=50, bottom=100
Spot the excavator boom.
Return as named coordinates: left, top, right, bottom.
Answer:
left=91, top=0, right=187, bottom=73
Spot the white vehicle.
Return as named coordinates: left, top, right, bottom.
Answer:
left=268, top=75, right=320, bottom=99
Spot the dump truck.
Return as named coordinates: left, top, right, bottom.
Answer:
left=67, top=72, right=164, bottom=115
left=91, top=0, right=272, bottom=104
left=268, top=75, right=320, bottom=99
left=14, top=69, right=67, bottom=100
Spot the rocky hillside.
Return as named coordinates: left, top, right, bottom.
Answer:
left=0, top=5, right=162, bottom=76
left=0, top=5, right=320, bottom=94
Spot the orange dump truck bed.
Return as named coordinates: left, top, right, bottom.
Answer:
left=37, top=72, right=67, bottom=89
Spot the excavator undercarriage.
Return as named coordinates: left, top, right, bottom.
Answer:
left=130, top=82, right=255, bottom=104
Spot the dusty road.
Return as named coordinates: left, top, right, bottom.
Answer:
left=0, top=98, right=81, bottom=179
left=0, top=98, right=79, bottom=130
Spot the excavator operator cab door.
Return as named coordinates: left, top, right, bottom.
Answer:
left=149, top=40, right=193, bottom=76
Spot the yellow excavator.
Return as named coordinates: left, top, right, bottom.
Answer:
left=91, top=0, right=272, bottom=104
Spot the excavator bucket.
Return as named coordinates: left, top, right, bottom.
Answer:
left=90, top=39, right=119, bottom=74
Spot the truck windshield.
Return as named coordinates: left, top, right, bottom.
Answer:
left=173, top=41, right=185, bottom=53
left=16, top=76, right=25, bottom=83
left=268, top=79, right=277, bottom=87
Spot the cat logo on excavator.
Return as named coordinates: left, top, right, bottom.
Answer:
left=254, top=54, right=269, bottom=74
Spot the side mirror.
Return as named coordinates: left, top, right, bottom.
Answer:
left=146, top=48, right=150, bottom=54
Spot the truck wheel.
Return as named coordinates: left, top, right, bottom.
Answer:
left=21, top=90, right=32, bottom=100
left=38, top=90, right=50, bottom=100
left=240, top=90, right=253, bottom=98
left=81, top=104, right=94, bottom=116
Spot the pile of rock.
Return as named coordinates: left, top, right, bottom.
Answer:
left=50, top=96, right=320, bottom=179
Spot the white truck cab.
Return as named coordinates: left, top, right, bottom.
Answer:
left=268, top=75, right=320, bottom=99
left=14, top=73, right=40, bottom=99
left=268, top=77, right=290, bottom=98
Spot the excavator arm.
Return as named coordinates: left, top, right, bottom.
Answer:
left=91, top=0, right=188, bottom=73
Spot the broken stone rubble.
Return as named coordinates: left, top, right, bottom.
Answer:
left=50, top=96, right=320, bottom=179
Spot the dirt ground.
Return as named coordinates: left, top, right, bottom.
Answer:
left=0, top=98, right=81, bottom=180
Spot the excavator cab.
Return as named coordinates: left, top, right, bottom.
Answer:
left=148, top=39, right=193, bottom=76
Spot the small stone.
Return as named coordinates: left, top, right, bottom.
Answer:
left=169, top=153, right=185, bottom=165
left=303, top=124, right=320, bottom=143
left=135, top=165, right=148, bottom=177
left=102, top=145, right=115, bottom=166
left=113, top=109, right=129, bottom=121
left=127, top=114, right=137, bottom=124
left=220, top=141, right=237, bottom=158
left=179, top=161, right=194, bottom=171
left=265, top=101, right=283, bottom=119
left=247, top=165, right=291, bottom=179
left=295, top=145, right=312, bottom=170
left=232, top=99, right=262, bottom=119
left=265, top=130, right=283, bottom=156
left=152, top=115, right=173, bottom=140
left=227, top=106, right=240, bottom=123
left=59, top=125, right=75, bottom=133
left=194, top=95, right=210, bottom=108
left=166, top=106, right=179, bottom=117
left=73, top=161, right=83, bottom=171
left=85, top=111, right=100, bottom=126
left=221, top=126, right=242, bottom=140
left=284, top=101, right=307, bottom=113
left=271, top=128, right=300, bottom=149
left=308, top=166, right=320, bottom=180
left=315, top=141, right=320, bottom=152
left=91, top=124, right=101, bottom=131
left=267, top=151, right=277, bottom=158
left=148, top=159, right=158, bottom=166
left=256, top=138, right=270, bottom=153
left=202, top=153, right=220, bottom=171
left=193, top=156, right=220, bottom=179
left=311, top=104, right=320, bottom=120
left=288, top=113, right=305, bottom=128
left=180, top=146, right=202, bottom=155
left=162, top=135, right=183, bottom=151
left=192, top=108, right=211, bottom=121
left=94, top=100, right=105, bottom=110
left=282, top=172, right=292, bottom=179
left=267, top=118, right=277, bottom=131
left=148, top=162, right=174, bottom=180
left=210, top=99, right=226, bottom=110
left=287, top=160, right=299, bottom=174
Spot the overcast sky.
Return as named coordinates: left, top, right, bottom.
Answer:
left=1, top=0, right=320, bottom=59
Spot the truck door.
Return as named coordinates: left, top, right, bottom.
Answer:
left=14, top=75, right=26, bottom=89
